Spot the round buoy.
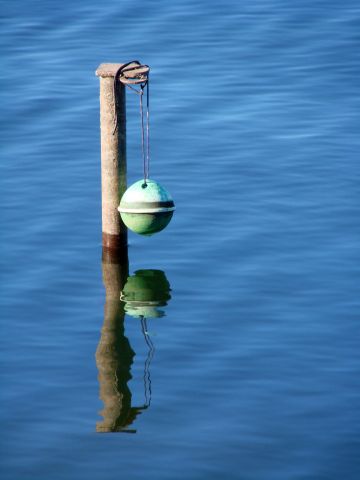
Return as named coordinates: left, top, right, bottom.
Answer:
left=120, top=270, right=171, bottom=318
left=118, top=179, right=175, bottom=236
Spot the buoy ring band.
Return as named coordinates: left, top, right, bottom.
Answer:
left=119, top=206, right=175, bottom=213
left=118, top=200, right=175, bottom=214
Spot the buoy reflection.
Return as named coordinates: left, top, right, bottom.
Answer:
left=121, top=269, right=171, bottom=319
left=96, top=250, right=171, bottom=433
left=121, top=269, right=171, bottom=410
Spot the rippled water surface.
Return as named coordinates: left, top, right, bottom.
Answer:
left=1, top=1, right=360, bottom=479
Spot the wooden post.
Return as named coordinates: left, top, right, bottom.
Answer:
left=96, top=64, right=127, bottom=252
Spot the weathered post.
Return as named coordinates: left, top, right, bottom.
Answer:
left=96, top=64, right=127, bottom=252
left=96, top=62, right=150, bottom=252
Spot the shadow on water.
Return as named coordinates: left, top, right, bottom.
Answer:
left=96, top=245, right=171, bottom=433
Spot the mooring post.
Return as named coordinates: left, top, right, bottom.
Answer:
left=96, top=63, right=127, bottom=252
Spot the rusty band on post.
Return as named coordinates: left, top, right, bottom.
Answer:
left=102, top=232, right=127, bottom=251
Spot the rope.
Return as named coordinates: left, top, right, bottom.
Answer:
left=112, top=60, right=141, bottom=135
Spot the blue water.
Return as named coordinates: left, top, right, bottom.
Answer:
left=1, top=1, right=360, bottom=478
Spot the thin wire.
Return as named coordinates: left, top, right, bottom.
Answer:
left=146, top=78, right=150, bottom=180
left=113, top=65, right=150, bottom=184
left=140, top=316, right=155, bottom=408
left=139, top=85, right=147, bottom=183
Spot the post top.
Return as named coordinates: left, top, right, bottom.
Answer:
left=96, top=63, right=125, bottom=77
left=96, top=62, right=149, bottom=84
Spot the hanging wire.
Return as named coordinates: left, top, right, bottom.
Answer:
left=113, top=61, right=150, bottom=184
left=138, top=82, right=150, bottom=184
left=146, top=77, right=150, bottom=182
left=140, top=316, right=155, bottom=408
left=139, top=85, right=147, bottom=183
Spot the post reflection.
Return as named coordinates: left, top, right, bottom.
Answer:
left=96, top=247, right=171, bottom=433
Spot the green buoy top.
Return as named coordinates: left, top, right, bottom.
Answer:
left=119, top=179, right=175, bottom=213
